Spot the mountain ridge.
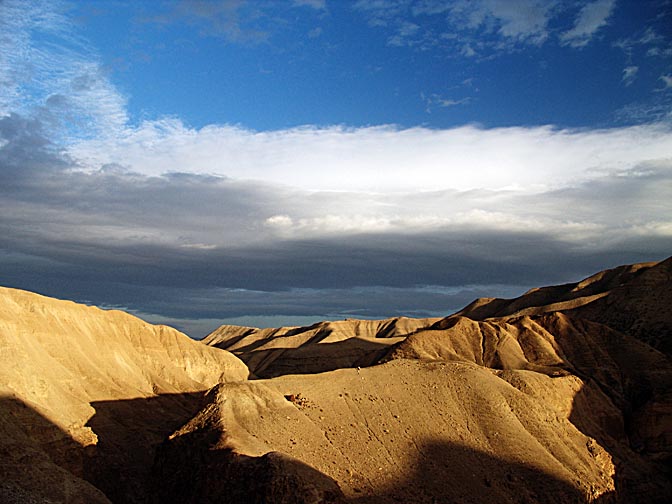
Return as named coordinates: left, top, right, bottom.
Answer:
left=1, top=256, right=670, bottom=502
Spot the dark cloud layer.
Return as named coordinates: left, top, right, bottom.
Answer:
left=2, top=113, right=671, bottom=336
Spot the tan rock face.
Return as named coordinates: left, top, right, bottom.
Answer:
left=0, top=286, right=248, bottom=503
left=204, top=316, right=439, bottom=378
left=455, top=256, right=672, bottom=355
left=153, top=360, right=616, bottom=503
left=155, top=312, right=672, bottom=503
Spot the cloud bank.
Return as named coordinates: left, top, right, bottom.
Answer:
left=70, top=120, right=672, bottom=194
left=2, top=109, right=671, bottom=335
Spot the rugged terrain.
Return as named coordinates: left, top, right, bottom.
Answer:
left=455, top=257, right=672, bottom=355
left=0, top=287, right=248, bottom=503
left=203, top=317, right=440, bottom=378
left=1, top=257, right=670, bottom=502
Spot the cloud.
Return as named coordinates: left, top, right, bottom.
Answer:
left=143, top=0, right=327, bottom=45
left=622, top=65, right=639, bottom=86
left=293, top=0, right=327, bottom=9
left=2, top=0, right=671, bottom=335
left=168, top=0, right=270, bottom=43
left=69, top=119, right=672, bottom=194
left=353, top=0, right=629, bottom=57
left=387, top=21, right=421, bottom=46
left=560, top=0, right=616, bottom=47
left=308, top=27, right=323, bottom=38
left=2, top=111, right=672, bottom=335
left=422, top=93, right=471, bottom=113
left=0, top=0, right=128, bottom=139
left=659, top=74, right=672, bottom=89
left=615, top=26, right=672, bottom=59
left=450, top=0, right=557, bottom=45
left=354, top=0, right=560, bottom=52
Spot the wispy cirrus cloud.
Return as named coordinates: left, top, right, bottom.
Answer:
left=142, top=0, right=326, bottom=45
left=560, top=0, right=615, bottom=48
left=448, top=0, right=557, bottom=46
left=353, top=0, right=622, bottom=55
left=292, top=0, right=327, bottom=10
left=622, top=65, right=639, bottom=86
left=0, top=0, right=128, bottom=139
left=354, top=0, right=559, bottom=52
left=614, top=26, right=672, bottom=60
left=659, top=75, right=672, bottom=89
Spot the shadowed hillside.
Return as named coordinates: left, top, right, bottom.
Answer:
left=204, top=317, right=439, bottom=378
left=156, top=315, right=672, bottom=503
left=454, top=256, right=672, bottom=355
left=0, top=286, right=248, bottom=503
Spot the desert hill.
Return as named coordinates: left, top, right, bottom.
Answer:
left=1, top=257, right=671, bottom=503
left=163, top=312, right=671, bottom=503
left=204, top=317, right=439, bottom=378
left=454, top=256, right=672, bottom=355
left=0, top=286, right=248, bottom=503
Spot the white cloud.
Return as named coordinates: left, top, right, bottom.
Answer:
left=615, top=27, right=672, bottom=58
left=445, top=0, right=558, bottom=46
left=560, top=0, right=616, bottom=47
left=622, top=65, right=639, bottom=86
left=659, top=75, right=672, bottom=89
left=354, top=0, right=629, bottom=56
left=423, top=93, right=471, bottom=113
left=3, top=111, right=672, bottom=329
left=481, top=0, right=555, bottom=43
left=69, top=120, right=672, bottom=195
left=293, top=0, right=327, bottom=9
left=388, top=20, right=421, bottom=46
left=354, top=0, right=558, bottom=52
left=308, top=27, right=323, bottom=38
left=436, top=98, right=470, bottom=107
left=0, top=0, right=128, bottom=138
left=461, top=44, right=477, bottom=57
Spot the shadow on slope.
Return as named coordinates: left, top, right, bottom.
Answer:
left=348, top=440, right=606, bottom=504
left=240, top=338, right=395, bottom=378
left=150, top=431, right=346, bottom=504
left=0, top=395, right=109, bottom=503
left=84, top=392, right=207, bottom=503
left=6, top=382, right=665, bottom=503
left=570, top=380, right=672, bottom=503
left=0, top=392, right=211, bottom=503
left=150, top=430, right=606, bottom=504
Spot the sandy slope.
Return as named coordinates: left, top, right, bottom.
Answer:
left=0, top=286, right=248, bottom=503
left=455, top=256, right=672, bottom=355
left=204, top=317, right=439, bottom=378
left=155, top=313, right=671, bottom=503
left=154, top=360, right=616, bottom=503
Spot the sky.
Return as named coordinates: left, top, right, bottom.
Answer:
left=1, top=0, right=671, bottom=338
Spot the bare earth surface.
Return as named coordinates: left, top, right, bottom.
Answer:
left=455, top=257, right=672, bottom=355
left=0, top=287, right=248, bottom=503
left=204, top=317, right=440, bottom=378
left=1, top=256, right=671, bottom=503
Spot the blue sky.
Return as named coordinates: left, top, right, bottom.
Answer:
left=1, top=0, right=671, bottom=337
left=73, top=0, right=671, bottom=130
